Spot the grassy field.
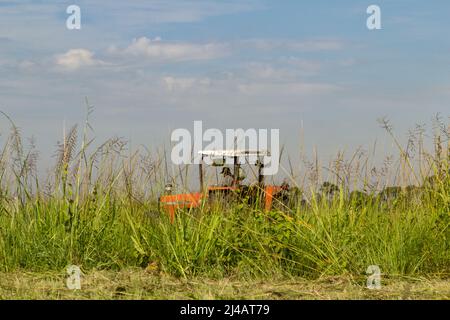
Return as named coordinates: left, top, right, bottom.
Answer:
left=1, top=270, right=449, bottom=299
left=0, top=113, right=448, bottom=299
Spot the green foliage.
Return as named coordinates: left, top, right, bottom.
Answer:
left=0, top=112, right=448, bottom=280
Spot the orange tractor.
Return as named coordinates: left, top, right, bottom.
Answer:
left=159, top=149, right=288, bottom=221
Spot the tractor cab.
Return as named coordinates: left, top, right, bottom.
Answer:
left=159, top=149, right=285, bottom=221
left=198, top=149, right=268, bottom=191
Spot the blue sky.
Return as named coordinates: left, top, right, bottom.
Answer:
left=0, top=0, right=449, bottom=173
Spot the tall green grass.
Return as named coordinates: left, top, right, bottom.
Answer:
left=0, top=111, right=448, bottom=279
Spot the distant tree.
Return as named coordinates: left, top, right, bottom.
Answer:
left=378, top=186, right=402, bottom=203
left=320, top=182, right=339, bottom=200
left=349, top=190, right=371, bottom=208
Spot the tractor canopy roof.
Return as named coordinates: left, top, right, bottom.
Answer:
left=199, top=149, right=270, bottom=157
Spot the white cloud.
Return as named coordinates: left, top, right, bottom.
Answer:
left=237, top=82, right=339, bottom=96
left=289, top=40, right=343, bottom=51
left=242, top=39, right=344, bottom=52
left=434, top=85, right=450, bottom=95
left=18, top=60, right=37, bottom=71
left=244, top=60, right=322, bottom=80
left=111, top=37, right=228, bottom=62
left=55, top=49, right=105, bottom=71
left=0, top=58, right=13, bottom=67
left=338, top=58, right=357, bottom=67
left=163, top=76, right=211, bottom=92
left=244, top=63, right=293, bottom=80
left=159, top=72, right=340, bottom=106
